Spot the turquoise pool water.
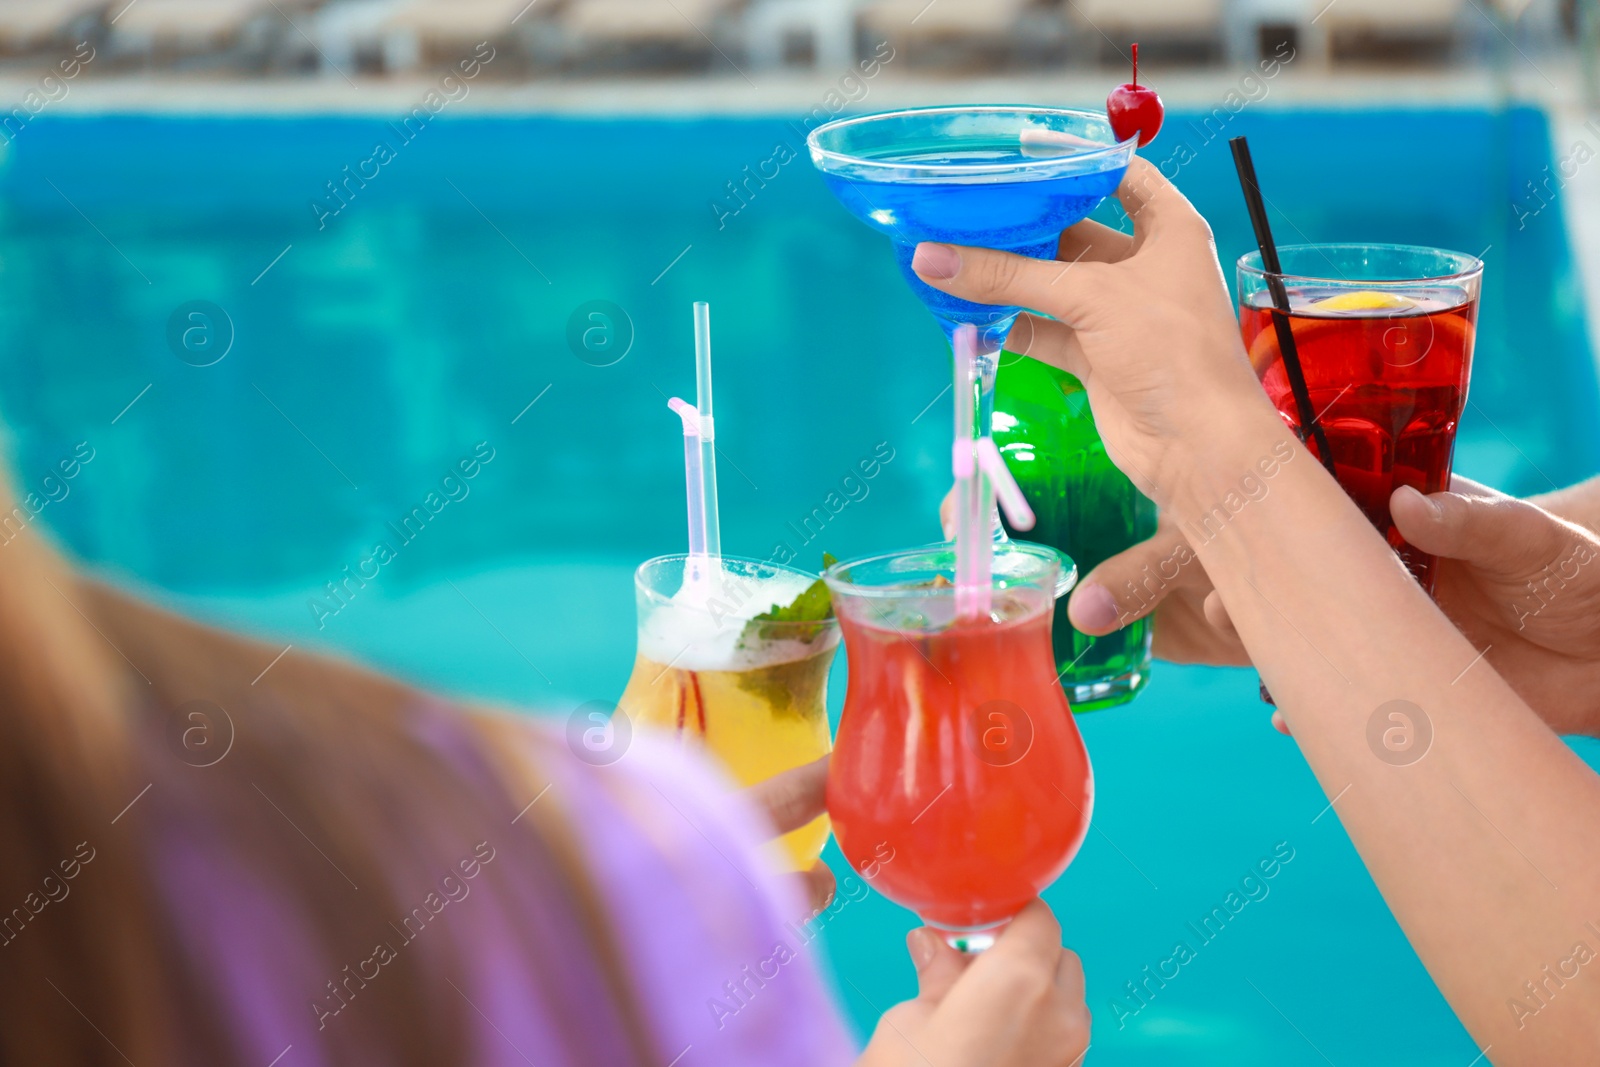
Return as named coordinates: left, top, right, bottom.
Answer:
left=2, top=106, right=1597, bottom=1063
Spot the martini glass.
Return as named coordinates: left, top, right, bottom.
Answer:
left=807, top=105, right=1137, bottom=437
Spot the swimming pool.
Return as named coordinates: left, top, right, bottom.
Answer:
left=2, top=105, right=1596, bottom=1063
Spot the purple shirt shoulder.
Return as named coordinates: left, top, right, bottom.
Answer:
left=143, top=702, right=858, bottom=1066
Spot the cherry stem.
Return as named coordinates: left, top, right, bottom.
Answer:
left=1132, top=42, right=1139, bottom=88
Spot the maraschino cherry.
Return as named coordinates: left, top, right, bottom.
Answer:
left=1106, top=43, right=1163, bottom=147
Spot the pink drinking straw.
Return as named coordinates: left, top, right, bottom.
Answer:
left=953, top=325, right=989, bottom=619
left=953, top=326, right=1039, bottom=620
left=667, top=301, right=722, bottom=601
left=977, top=437, right=1035, bottom=532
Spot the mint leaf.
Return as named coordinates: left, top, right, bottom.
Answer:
left=738, top=553, right=837, bottom=648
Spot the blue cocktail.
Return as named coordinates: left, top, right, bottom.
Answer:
left=807, top=106, right=1136, bottom=434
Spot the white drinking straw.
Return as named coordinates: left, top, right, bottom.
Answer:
left=667, top=301, right=723, bottom=601
left=1019, top=127, right=1104, bottom=152
left=693, top=301, right=721, bottom=561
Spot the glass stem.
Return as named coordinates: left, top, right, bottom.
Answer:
left=974, top=340, right=1006, bottom=545
left=974, top=344, right=998, bottom=440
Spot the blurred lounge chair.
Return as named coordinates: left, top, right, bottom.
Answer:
left=858, top=0, right=1060, bottom=67
left=378, top=0, right=541, bottom=71
left=108, top=0, right=306, bottom=66
left=0, top=0, right=105, bottom=57
left=1315, top=0, right=1466, bottom=62
left=1067, top=0, right=1225, bottom=62
left=1223, top=0, right=1311, bottom=65
left=559, top=0, right=740, bottom=72
left=744, top=0, right=858, bottom=71
left=311, top=0, right=409, bottom=73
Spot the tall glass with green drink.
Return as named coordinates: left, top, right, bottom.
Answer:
left=992, top=351, right=1156, bottom=711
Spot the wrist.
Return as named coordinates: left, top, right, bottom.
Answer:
left=1157, top=395, right=1301, bottom=528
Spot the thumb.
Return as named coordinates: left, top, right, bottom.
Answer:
left=1068, top=527, right=1201, bottom=635
left=1391, top=484, right=1573, bottom=579
left=908, top=927, right=971, bottom=1003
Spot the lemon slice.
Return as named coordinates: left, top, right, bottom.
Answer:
left=1305, top=290, right=1417, bottom=313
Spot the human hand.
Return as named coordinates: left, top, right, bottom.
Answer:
left=1063, top=510, right=1248, bottom=668
left=1077, top=475, right=1600, bottom=736
left=911, top=156, right=1282, bottom=509
left=743, top=755, right=836, bottom=912
left=857, top=900, right=1090, bottom=1067
left=1530, top=473, right=1600, bottom=532
left=1390, top=476, right=1600, bottom=735
left=937, top=480, right=1244, bottom=667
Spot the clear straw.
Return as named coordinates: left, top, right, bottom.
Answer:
left=953, top=325, right=991, bottom=619
left=668, top=396, right=709, bottom=551
left=693, top=301, right=722, bottom=561
left=666, top=301, right=723, bottom=602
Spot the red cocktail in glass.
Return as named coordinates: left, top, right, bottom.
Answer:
left=824, top=544, right=1090, bottom=951
left=1237, top=244, right=1483, bottom=593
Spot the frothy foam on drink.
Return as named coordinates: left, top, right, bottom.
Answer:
left=638, top=570, right=835, bottom=671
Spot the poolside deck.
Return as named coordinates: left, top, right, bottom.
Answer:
left=0, top=60, right=1583, bottom=113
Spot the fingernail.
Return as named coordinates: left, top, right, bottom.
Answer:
left=1072, top=583, right=1119, bottom=631
left=907, top=928, right=936, bottom=970
left=912, top=242, right=961, bottom=280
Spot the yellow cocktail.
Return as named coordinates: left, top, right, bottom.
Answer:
left=619, top=555, right=838, bottom=869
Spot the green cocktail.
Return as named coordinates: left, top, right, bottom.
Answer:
left=993, top=352, right=1156, bottom=711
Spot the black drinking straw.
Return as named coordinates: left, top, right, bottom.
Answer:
left=1228, top=137, right=1338, bottom=479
